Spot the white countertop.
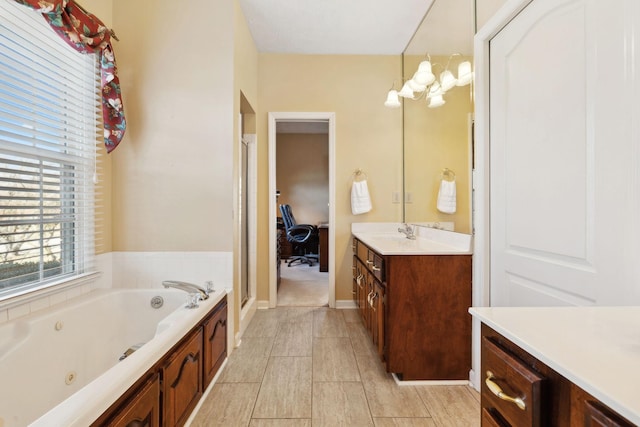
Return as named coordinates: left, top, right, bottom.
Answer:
left=351, top=222, right=472, bottom=255
left=470, top=306, right=640, bottom=424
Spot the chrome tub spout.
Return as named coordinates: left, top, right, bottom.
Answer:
left=162, top=280, right=210, bottom=300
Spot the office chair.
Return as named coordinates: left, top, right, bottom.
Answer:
left=279, top=204, right=319, bottom=267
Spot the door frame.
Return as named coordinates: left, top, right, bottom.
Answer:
left=472, top=0, right=534, bottom=389
left=268, top=112, right=336, bottom=308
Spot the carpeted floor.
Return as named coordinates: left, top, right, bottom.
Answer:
left=277, top=260, right=329, bottom=307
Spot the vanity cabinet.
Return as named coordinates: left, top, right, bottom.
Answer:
left=481, top=324, right=635, bottom=426
left=352, top=243, right=385, bottom=358
left=352, top=237, right=472, bottom=380
left=93, top=296, right=228, bottom=427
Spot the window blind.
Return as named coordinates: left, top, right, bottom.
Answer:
left=0, top=0, right=100, bottom=297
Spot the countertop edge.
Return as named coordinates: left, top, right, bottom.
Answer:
left=469, top=307, right=640, bottom=425
left=351, top=231, right=473, bottom=256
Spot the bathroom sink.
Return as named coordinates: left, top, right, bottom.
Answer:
left=351, top=223, right=472, bottom=255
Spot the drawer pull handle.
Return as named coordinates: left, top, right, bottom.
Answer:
left=485, top=371, right=526, bottom=411
left=366, top=260, right=373, bottom=265
left=372, top=265, right=381, bottom=272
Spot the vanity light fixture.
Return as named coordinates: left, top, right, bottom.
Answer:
left=384, top=84, right=402, bottom=108
left=384, top=53, right=473, bottom=109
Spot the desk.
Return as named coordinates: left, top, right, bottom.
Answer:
left=318, top=223, right=328, bottom=272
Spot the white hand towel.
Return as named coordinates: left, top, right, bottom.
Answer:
left=351, top=180, right=372, bottom=215
left=437, top=179, right=456, bottom=214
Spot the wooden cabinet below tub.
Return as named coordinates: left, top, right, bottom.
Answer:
left=163, top=328, right=203, bottom=427
left=105, top=373, right=160, bottom=427
left=352, top=236, right=472, bottom=381
left=480, top=324, right=635, bottom=426
left=92, top=296, right=228, bottom=427
left=203, top=297, right=227, bottom=388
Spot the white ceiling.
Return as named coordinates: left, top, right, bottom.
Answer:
left=404, top=0, right=475, bottom=55
left=239, top=0, right=436, bottom=55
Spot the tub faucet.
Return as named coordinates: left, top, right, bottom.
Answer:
left=162, top=280, right=210, bottom=300
left=398, top=223, right=417, bottom=240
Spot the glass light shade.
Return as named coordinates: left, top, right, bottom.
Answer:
left=439, top=70, right=457, bottom=92
left=384, top=89, right=401, bottom=108
left=428, top=94, right=445, bottom=108
left=456, top=61, right=473, bottom=86
left=413, top=61, right=436, bottom=85
left=397, top=82, right=414, bottom=98
left=427, top=81, right=443, bottom=98
left=407, top=78, right=427, bottom=93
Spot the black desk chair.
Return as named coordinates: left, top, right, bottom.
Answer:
left=279, top=204, right=319, bottom=267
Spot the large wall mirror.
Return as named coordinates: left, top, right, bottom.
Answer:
left=402, top=0, right=474, bottom=233
left=402, top=0, right=506, bottom=234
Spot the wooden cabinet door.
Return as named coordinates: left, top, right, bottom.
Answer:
left=365, top=270, right=376, bottom=335
left=355, top=258, right=367, bottom=322
left=106, top=374, right=160, bottom=427
left=583, top=400, right=635, bottom=427
left=163, top=329, right=203, bottom=427
left=370, top=279, right=385, bottom=358
left=203, top=301, right=227, bottom=388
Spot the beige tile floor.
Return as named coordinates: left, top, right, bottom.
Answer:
left=191, top=307, right=480, bottom=426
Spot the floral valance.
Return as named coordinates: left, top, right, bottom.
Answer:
left=11, top=0, right=126, bottom=153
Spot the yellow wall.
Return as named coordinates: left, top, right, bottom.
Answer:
left=256, top=54, right=404, bottom=302
left=102, top=2, right=471, bottom=308
left=403, top=55, right=474, bottom=233
left=276, top=133, right=329, bottom=225
left=232, top=1, right=259, bottom=329
left=83, top=0, right=112, bottom=27
left=111, top=0, right=235, bottom=252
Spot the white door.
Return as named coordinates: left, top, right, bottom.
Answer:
left=489, top=0, right=640, bottom=306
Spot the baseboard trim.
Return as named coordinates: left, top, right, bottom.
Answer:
left=256, top=300, right=270, bottom=309
left=391, top=373, right=471, bottom=387
left=335, top=299, right=357, bottom=309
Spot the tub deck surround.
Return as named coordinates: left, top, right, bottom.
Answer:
left=470, top=306, right=640, bottom=425
left=351, top=222, right=473, bottom=255
left=18, top=288, right=230, bottom=427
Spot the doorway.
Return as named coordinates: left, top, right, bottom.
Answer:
left=268, top=112, right=336, bottom=308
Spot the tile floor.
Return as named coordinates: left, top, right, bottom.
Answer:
left=191, top=307, right=480, bottom=426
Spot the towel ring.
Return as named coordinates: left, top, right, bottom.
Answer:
left=441, top=168, right=456, bottom=182
left=353, top=169, right=368, bottom=182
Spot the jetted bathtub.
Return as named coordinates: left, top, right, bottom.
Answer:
left=0, top=287, right=228, bottom=427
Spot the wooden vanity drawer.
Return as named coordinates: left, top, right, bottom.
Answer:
left=355, top=238, right=370, bottom=264
left=482, top=408, right=510, bottom=427
left=481, top=337, right=544, bottom=427
left=366, top=253, right=384, bottom=280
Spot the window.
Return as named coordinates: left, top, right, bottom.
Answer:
left=0, top=1, right=99, bottom=299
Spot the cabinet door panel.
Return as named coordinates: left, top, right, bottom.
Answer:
left=372, top=279, right=385, bottom=358
left=163, top=329, right=203, bottom=427
left=583, top=400, right=635, bottom=427
left=106, top=374, right=160, bottom=427
left=203, top=301, right=227, bottom=388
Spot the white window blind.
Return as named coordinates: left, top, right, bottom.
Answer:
left=0, top=0, right=100, bottom=298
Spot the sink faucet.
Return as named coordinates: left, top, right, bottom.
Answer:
left=162, top=280, right=210, bottom=300
left=398, top=223, right=417, bottom=240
